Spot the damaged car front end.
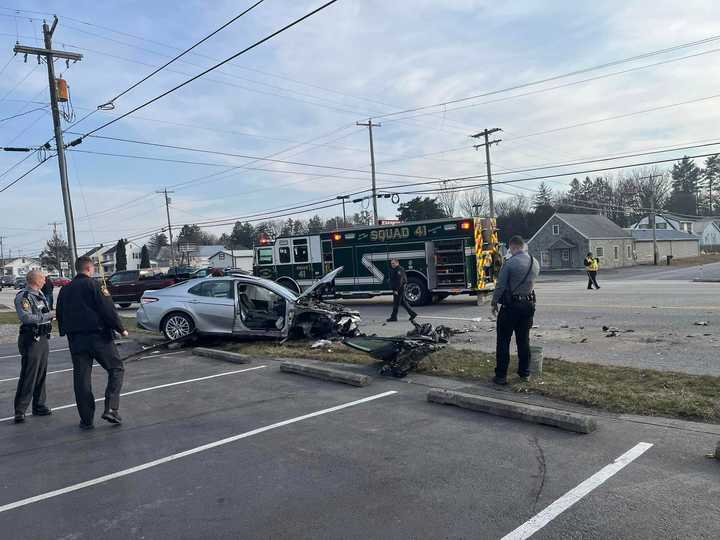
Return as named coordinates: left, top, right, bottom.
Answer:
left=137, top=267, right=360, bottom=341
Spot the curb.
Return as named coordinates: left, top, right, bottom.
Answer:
left=427, top=388, right=598, bottom=434
left=280, top=360, right=372, bottom=387
left=192, top=347, right=252, bottom=364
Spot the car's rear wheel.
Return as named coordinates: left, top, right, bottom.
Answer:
left=404, top=275, right=431, bottom=306
left=162, top=312, right=195, bottom=340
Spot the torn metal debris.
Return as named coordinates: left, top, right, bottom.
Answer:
left=343, top=321, right=452, bottom=378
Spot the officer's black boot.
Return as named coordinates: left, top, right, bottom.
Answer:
left=102, top=409, right=122, bottom=425
left=14, top=412, right=25, bottom=423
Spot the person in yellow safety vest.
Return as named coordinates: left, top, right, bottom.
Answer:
left=584, top=252, right=600, bottom=290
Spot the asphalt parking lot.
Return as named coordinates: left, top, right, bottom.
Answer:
left=1, top=342, right=718, bottom=539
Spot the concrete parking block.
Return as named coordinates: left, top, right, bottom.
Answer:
left=192, top=347, right=252, bottom=364
left=280, top=360, right=372, bottom=387
left=427, top=388, right=597, bottom=434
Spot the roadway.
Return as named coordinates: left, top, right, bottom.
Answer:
left=0, top=345, right=718, bottom=539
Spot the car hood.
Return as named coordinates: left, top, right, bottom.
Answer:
left=296, top=267, right=343, bottom=300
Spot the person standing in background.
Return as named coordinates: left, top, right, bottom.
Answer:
left=41, top=273, right=54, bottom=310
left=584, top=252, right=600, bottom=290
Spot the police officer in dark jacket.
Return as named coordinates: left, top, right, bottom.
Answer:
left=386, top=258, right=417, bottom=322
left=41, top=273, right=54, bottom=309
left=56, top=256, right=128, bottom=430
left=13, top=270, right=54, bottom=423
left=491, top=236, right=539, bottom=385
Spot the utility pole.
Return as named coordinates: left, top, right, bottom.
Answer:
left=641, top=174, right=663, bottom=266
left=48, top=221, right=63, bottom=276
left=14, top=17, right=83, bottom=274
left=471, top=128, right=502, bottom=218
left=357, top=119, right=381, bottom=225
left=0, top=235, right=5, bottom=276
left=157, top=189, right=176, bottom=268
left=336, top=195, right=349, bottom=225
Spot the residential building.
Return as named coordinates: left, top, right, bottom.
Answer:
left=2, top=257, right=42, bottom=278
left=207, top=249, right=254, bottom=271
left=631, top=212, right=720, bottom=251
left=528, top=213, right=634, bottom=270
left=84, top=241, right=144, bottom=274
left=626, top=229, right=699, bottom=264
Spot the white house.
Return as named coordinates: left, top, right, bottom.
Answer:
left=631, top=213, right=720, bottom=251
left=83, top=241, right=145, bottom=274
left=626, top=229, right=700, bottom=264
left=2, top=257, right=42, bottom=278
left=207, top=249, right=254, bottom=271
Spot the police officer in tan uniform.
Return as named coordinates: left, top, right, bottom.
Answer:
left=13, top=270, right=54, bottom=423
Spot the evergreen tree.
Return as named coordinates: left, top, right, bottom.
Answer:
left=397, top=197, right=446, bottom=221
left=702, top=154, right=720, bottom=214
left=40, top=233, right=71, bottom=275
left=225, top=221, right=255, bottom=248
left=115, top=239, right=127, bottom=271
left=671, top=156, right=702, bottom=193
left=307, top=215, right=324, bottom=233
left=147, top=232, right=168, bottom=256
left=533, top=182, right=553, bottom=209
left=140, top=245, right=151, bottom=269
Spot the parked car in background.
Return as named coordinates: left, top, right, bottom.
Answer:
left=106, top=269, right=177, bottom=308
left=164, top=266, right=196, bottom=282
left=51, top=277, right=71, bottom=287
left=137, top=267, right=359, bottom=340
left=14, top=277, right=27, bottom=289
left=0, top=275, right=15, bottom=288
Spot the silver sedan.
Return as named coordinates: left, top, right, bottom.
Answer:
left=136, top=268, right=359, bottom=340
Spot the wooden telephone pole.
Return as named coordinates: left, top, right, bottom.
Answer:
left=14, top=17, right=83, bottom=273
left=471, top=128, right=502, bottom=218
left=357, top=120, right=381, bottom=225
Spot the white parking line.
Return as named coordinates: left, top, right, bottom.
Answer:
left=501, top=442, right=654, bottom=540
left=0, top=365, right=267, bottom=422
left=0, top=351, right=186, bottom=384
left=0, top=348, right=70, bottom=360
left=417, top=316, right=482, bottom=322
left=0, top=390, right=398, bottom=514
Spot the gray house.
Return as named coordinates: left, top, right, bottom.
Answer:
left=528, top=213, right=634, bottom=270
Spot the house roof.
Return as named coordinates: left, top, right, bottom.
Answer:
left=548, top=238, right=576, bottom=249
left=194, top=245, right=227, bottom=257
left=627, top=229, right=700, bottom=242
left=555, top=213, right=630, bottom=239
left=82, top=245, right=104, bottom=258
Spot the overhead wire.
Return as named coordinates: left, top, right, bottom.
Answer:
left=74, top=0, right=343, bottom=140
left=365, top=32, right=720, bottom=121
left=101, top=0, right=265, bottom=108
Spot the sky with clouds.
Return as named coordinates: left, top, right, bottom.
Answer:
left=0, top=0, right=718, bottom=256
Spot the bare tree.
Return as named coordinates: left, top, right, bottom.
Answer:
left=437, top=180, right=459, bottom=217
left=458, top=189, right=488, bottom=217
left=626, top=166, right=671, bottom=216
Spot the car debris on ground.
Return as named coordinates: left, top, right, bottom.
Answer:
left=343, top=321, right=457, bottom=378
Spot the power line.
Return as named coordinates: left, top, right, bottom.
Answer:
left=0, top=105, right=47, bottom=122
left=75, top=0, right=342, bottom=140
left=382, top=46, right=720, bottom=124
left=0, top=154, right=55, bottom=193
left=367, top=32, right=720, bottom=121
left=101, top=1, right=264, bottom=108
left=69, top=135, right=444, bottom=181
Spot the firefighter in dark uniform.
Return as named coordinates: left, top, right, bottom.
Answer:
left=13, top=270, right=54, bottom=423
left=386, top=258, right=417, bottom=322
left=491, top=236, right=539, bottom=385
left=56, top=256, right=129, bottom=430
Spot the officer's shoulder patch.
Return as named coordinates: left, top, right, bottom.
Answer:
left=21, top=298, right=31, bottom=311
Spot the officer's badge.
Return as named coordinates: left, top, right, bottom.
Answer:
left=21, top=298, right=31, bottom=311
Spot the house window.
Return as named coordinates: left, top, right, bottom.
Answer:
left=218, top=253, right=225, bottom=260
left=596, top=247, right=604, bottom=258
left=626, top=245, right=632, bottom=258
left=613, top=246, right=619, bottom=260
left=680, top=222, right=693, bottom=234
left=540, top=251, right=550, bottom=266
left=552, top=224, right=560, bottom=235
left=561, top=249, right=569, bottom=262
